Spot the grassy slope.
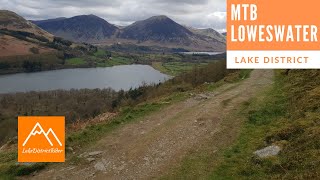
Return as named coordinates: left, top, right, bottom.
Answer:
left=152, top=62, right=208, bottom=76
left=65, top=50, right=134, bottom=67
left=0, top=93, right=187, bottom=179
left=66, top=57, right=86, bottom=66
left=211, top=70, right=320, bottom=179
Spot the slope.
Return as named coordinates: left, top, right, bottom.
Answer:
left=33, top=15, right=119, bottom=43
left=0, top=10, right=98, bottom=74
left=0, top=10, right=53, bottom=40
left=212, top=70, right=320, bottom=179
left=0, top=10, right=55, bottom=57
left=119, top=15, right=226, bottom=51
left=188, top=27, right=226, bottom=43
left=31, top=70, right=273, bottom=179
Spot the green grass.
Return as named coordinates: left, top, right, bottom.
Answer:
left=211, top=70, right=320, bottom=179
left=93, top=49, right=133, bottom=67
left=66, top=57, right=86, bottom=66
left=152, top=62, right=207, bottom=76
left=0, top=151, right=17, bottom=178
left=239, top=69, right=253, bottom=80
left=0, top=151, right=47, bottom=179
left=93, top=50, right=107, bottom=57
left=96, top=56, right=133, bottom=67
left=66, top=50, right=133, bottom=67
left=210, top=81, right=287, bottom=179
left=161, top=70, right=320, bottom=179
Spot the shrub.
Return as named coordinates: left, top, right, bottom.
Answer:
left=29, top=47, right=39, bottom=54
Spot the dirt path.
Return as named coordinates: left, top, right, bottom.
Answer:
left=32, top=70, right=273, bottom=180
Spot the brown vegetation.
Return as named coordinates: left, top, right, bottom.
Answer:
left=0, top=10, right=53, bottom=40
left=0, top=35, right=54, bottom=57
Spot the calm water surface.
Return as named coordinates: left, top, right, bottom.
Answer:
left=181, top=52, right=225, bottom=55
left=0, top=65, right=169, bottom=94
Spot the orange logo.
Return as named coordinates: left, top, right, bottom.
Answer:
left=18, top=116, right=65, bottom=162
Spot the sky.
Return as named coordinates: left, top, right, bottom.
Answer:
left=0, top=0, right=226, bottom=32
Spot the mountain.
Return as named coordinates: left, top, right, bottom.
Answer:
left=187, top=27, right=226, bottom=43
left=33, top=15, right=119, bottom=42
left=0, top=10, right=53, bottom=39
left=222, top=32, right=226, bottom=36
left=33, top=14, right=226, bottom=51
left=0, top=10, right=56, bottom=57
left=118, top=15, right=225, bottom=51
left=119, top=15, right=193, bottom=42
left=0, top=10, right=97, bottom=75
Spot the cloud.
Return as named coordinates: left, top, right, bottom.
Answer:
left=0, top=0, right=226, bottom=31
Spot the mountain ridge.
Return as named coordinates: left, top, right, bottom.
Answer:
left=33, top=14, right=119, bottom=42
left=33, top=14, right=226, bottom=51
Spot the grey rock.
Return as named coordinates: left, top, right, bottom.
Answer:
left=86, top=158, right=96, bottom=162
left=94, top=161, right=106, bottom=172
left=88, top=151, right=103, bottom=157
left=195, top=94, right=210, bottom=100
left=254, top=145, right=281, bottom=158
left=78, top=152, right=88, bottom=158
left=15, top=162, right=35, bottom=166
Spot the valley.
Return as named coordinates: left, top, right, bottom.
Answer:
left=0, top=10, right=226, bottom=76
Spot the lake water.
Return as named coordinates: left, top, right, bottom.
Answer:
left=0, top=65, right=170, bottom=94
left=181, top=52, right=225, bottom=55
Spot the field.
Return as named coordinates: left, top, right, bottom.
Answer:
left=66, top=57, right=86, bottom=65
left=152, top=62, right=207, bottom=76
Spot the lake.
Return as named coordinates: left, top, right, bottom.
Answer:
left=181, top=52, right=225, bottom=55
left=0, top=65, right=170, bottom=94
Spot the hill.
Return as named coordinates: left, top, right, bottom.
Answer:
left=34, top=15, right=226, bottom=52
left=0, top=10, right=97, bottom=74
left=0, top=10, right=55, bottom=57
left=119, top=15, right=193, bottom=42
left=118, top=15, right=225, bottom=51
left=33, top=15, right=119, bottom=42
left=0, top=10, right=53, bottom=40
left=187, top=27, right=226, bottom=43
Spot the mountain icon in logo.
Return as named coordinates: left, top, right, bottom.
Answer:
left=23, top=122, right=62, bottom=147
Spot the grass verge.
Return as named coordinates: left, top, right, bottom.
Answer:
left=96, top=56, right=133, bottom=67
left=66, top=57, right=86, bottom=66
left=152, top=62, right=207, bottom=76
left=211, top=70, right=320, bottom=179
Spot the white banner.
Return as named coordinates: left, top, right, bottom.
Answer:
left=227, top=51, right=320, bottom=69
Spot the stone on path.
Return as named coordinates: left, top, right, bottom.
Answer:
left=254, top=145, right=281, bottom=158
